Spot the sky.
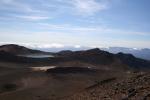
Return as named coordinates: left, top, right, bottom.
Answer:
left=0, top=0, right=150, bottom=48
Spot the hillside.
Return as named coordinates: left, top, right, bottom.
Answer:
left=0, top=44, right=49, bottom=55
left=0, top=46, right=149, bottom=70
left=61, top=72, right=150, bottom=100
left=55, top=48, right=150, bottom=70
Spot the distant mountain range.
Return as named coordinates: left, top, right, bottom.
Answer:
left=0, top=44, right=149, bottom=71
left=102, top=47, right=150, bottom=60
left=56, top=48, right=150, bottom=70
left=33, top=46, right=150, bottom=60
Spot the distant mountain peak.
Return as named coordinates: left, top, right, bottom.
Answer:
left=102, top=47, right=150, bottom=60
left=117, top=52, right=135, bottom=58
left=85, top=48, right=101, bottom=53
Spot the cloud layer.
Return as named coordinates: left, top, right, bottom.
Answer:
left=0, top=0, right=110, bottom=20
left=0, top=0, right=150, bottom=48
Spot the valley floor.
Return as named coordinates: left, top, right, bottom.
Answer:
left=0, top=61, right=149, bottom=100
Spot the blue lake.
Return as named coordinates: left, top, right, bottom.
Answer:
left=19, top=54, right=54, bottom=58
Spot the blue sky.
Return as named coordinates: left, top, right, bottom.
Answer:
left=0, top=0, right=150, bottom=48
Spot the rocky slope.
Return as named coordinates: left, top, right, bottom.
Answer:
left=0, top=44, right=49, bottom=55
left=61, top=72, right=150, bottom=100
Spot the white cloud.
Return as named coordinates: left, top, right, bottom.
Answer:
left=0, top=0, right=149, bottom=49
left=36, top=23, right=150, bottom=36
left=38, top=43, right=65, bottom=48
left=25, top=43, right=65, bottom=49
left=0, top=0, right=47, bottom=20
left=0, top=0, right=33, bottom=12
left=16, top=15, right=50, bottom=21
left=0, top=42, right=65, bottom=49
left=0, top=0, right=110, bottom=19
left=71, top=0, right=109, bottom=15
left=74, top=45, right=81, bottom=48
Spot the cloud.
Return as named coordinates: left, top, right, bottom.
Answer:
left=36, top=23, right=150, bottom=36
left=0, top=0, right=48, bottom=21
left=26, top=43, right=65, bottom=49
left=36, top=43, right=65, bottom=48
left=74, top=45, right=81, bottom=48
left=0, top=0, right=110, bottom=21
left=16, top=15, right=50, bottom=21
left=0, top=0, right=35, bottom=13
left=0, top=27, right=150, bottom=49
left=71, top=0, right=108, bottom=15
left=0, top=0, right=149, bottom=48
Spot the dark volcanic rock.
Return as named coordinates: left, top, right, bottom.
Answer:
left=117, top=52, right=150, bottom=69
left=0, top=44, right=47, bottom=55
left=57, top=48, right=115, bottom=65
left=57, top=50, right=73, bottom=56
left=56, top=48, right=150, bottom=70
left=61, top=72, right=150, bottom=100
left=46, top=67, right=96, bottom=74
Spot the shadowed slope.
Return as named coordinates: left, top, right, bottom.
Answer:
left=0, top=44, right=49, bottom=55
